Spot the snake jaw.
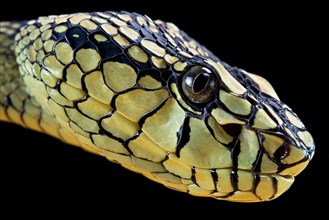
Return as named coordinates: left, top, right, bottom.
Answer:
left=174, top=58, right=315, bottom=201
left=182, top=166, right=296, bottom=202
left=232, top=173, right=295, bottom=202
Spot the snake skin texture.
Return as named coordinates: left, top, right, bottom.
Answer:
left=0, top=11, right=315, bottom=202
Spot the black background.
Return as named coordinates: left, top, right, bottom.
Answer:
left=1, top=0, right=327, bottom=218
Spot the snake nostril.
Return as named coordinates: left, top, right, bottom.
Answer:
left=274, top=142, right=290, bottom=160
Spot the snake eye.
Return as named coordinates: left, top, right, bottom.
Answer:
left=181, top=66, right=218, bottom=104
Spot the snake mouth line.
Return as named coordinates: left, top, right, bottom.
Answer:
left=184, top=167, right=295, bottom=202
left=210, top=167, right=294, bottom=182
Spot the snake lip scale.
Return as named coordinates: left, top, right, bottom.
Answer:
left=0, top=10, right=315, bottom=202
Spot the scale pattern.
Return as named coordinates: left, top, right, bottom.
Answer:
left=0, top=11, right=315, bottom=202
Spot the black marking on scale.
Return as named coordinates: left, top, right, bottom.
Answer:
left=37, top=107, right=48, bottom=134
left=276, top=155, right=310, bottom=174
left=156, top=36, right=167, bottom=49
left=230, top=169, right=239, bottom=192
left=62, top=64, right=70, bottom=83
left=78, top=40, right=99, bottom=52
left=102, top=53, right=138, bottom=73
left=211, top=169, right=218, bottom=190
left=18, top=93, right=30, bottom=127
left=67, top=117, right=100, bottom=135
left=217, top=97, right=253, bottom=120
left=160, top=152, right=171, bottom=164
left=119, top=28, right=141, bottom=43
left=138, top=97, right=170, bottom=127
left=191, top=167, right=199, bottom=186
left=80, top=71, right=93, bottom=94
left=246, top=104, right=258, bottom=128
left=217, top=191, right=235, bottom=199
left=264, top=93, right=284, bottom=113
left=230, top=138, right=241, bottom=191
left=127, top=19, right=142, bottom=31
left=137, top=68, right=165, bottom=86
left=65, top=26, right=88, bottom=50
left=55, top=79, right=65, bottom=98
left=97, top=38, right=123, bottom=60
left=160, top=70, right=173, bottom=82
left=124, top=46, right=152, bottom=70
left=110, top=87, right=139, bottom=110
left=231, top=139, right=241, bottom=168
left=88, top=30, right=110, bottom=42
left=269, top=176, right=278, bottom=200
left=175, top=116, right=191, bottom=158
left=3, top=91, right=16, bottom=121
left=124, top=130, right=142, bottom=155
left=73, top=95, right=100, bottom=121
left=52, top=24, right=70, bottom=40
left=223, top=64, right=260, bottom=91
left=251, top=173, right=262, bottom=201
left=204, top=115, right=218, bottom=142
left=252, top=137, right=264, bottom=174
left=140, top=28, right=153, bottom=39
left=98, top=110, right=126, bottom=145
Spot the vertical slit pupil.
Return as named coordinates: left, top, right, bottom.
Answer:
left=193, top=73, right=209, bottom=93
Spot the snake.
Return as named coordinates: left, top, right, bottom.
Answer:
left=0, top=11, right=315, bottom=202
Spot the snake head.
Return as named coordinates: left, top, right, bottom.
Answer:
left=171, top=58, right=315, bottom=202
left=7, top=11, right=314, bottom=203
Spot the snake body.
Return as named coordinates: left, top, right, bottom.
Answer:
left=0, top=11, right=315, bottom=202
